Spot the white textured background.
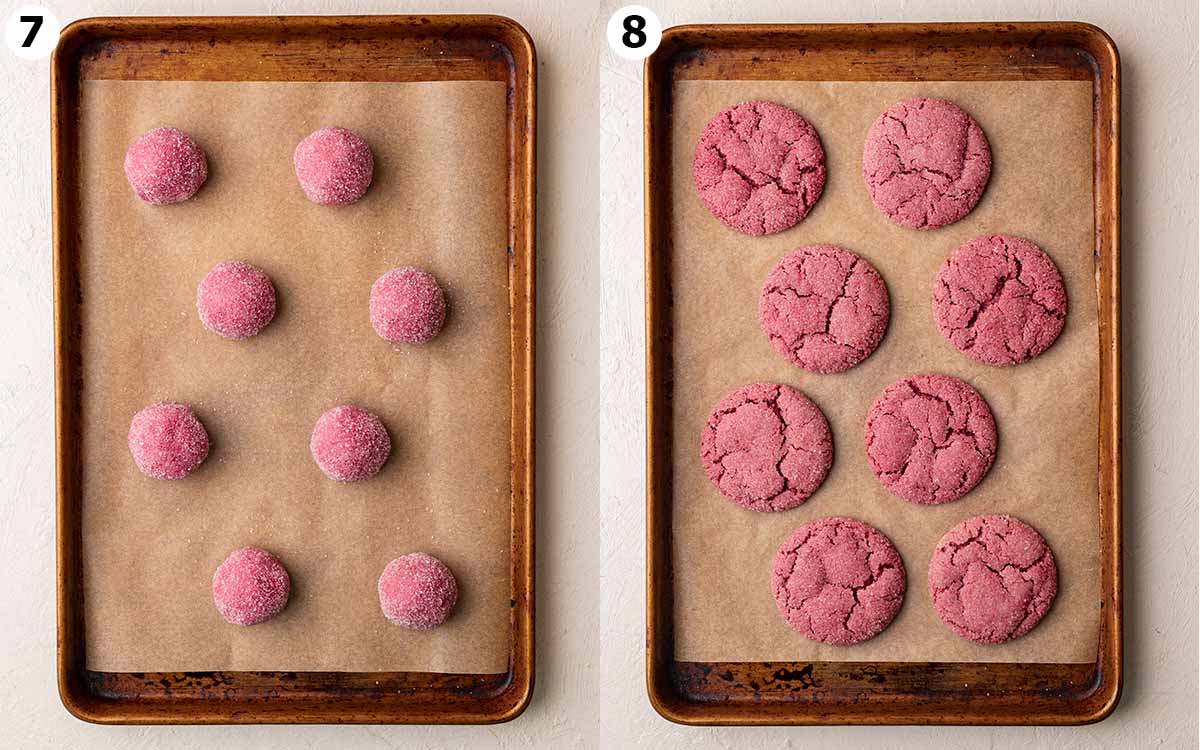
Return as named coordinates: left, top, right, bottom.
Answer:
left=1, top=0, right=1196, bottom=748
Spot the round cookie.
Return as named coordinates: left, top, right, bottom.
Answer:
left=310, top=405, right=391, bottom=482
left=934, top=235, right=1067, bottom=366
left=378, top=552, right=459, bottom=629
left=293, top=126, right=374, bottom=205
left=127, top=402, right=209, bottom=480
left=196, top=260, right=277, bottom=339
left=864, top=374, right=996, bottom=504
left=928, top=515, right=1058, bottom=643
left=759, top=245, right=890, bottom=373
left=369, top=267, right=447, bottom=344
left=693, top=100, right=826, bottom=235
left=700, top=383, right=832, bottom=512
left=124, top=127, right=208, bottom=204
left=773, top=517, right=906, bottom=645
left=212, top=547, right=291, bottom=626
left=862, top=97, right=991, bottom=229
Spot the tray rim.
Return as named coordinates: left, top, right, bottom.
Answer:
left=643, top=20, right=1121, bottom=726
left=52, top=13, right=536, bottom=725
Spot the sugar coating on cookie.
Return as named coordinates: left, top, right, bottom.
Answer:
left=127, top=402, right=209, bottom=480
left=212, top=547, right=291, bottom=626
left=773, top=517, right=906, bottom=645
left=700, top=383, right=833, bottom=512
left=862, top=98, right=991, bottom=229
left=123, top=127, right=208, bottom=205
left=293, top=126, right=374, bottom=205
left=196, top=261, right=277, bottom=339
left=929, top=515, right=1057, bottom=644
left=369, top=267, right=447, bottom=344
left=693, top=100, right=826, bottom=235
left=760, top=245, right=890, bottom=373
left=864, top=374, right=996, bottom=504
left=934, top=235, right=1067, bottom=366
left=378, top=552, right=459, bottom=629
left=310, top=405, right=391, bottom=482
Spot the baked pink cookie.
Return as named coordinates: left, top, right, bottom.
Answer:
left=759, top=245, right=890, bottom=373
left=693, top=100, right=826, bottom=235
left=212, top=547, right=291, bottom=626
left=310, top=405, right=391, bottom=482
left=862, top=98, right=991, bottom=229
left=124, top=127, right=208, bottom=204
left=293, top=126, right=374, bottom=205
left=934, top=235, right=1067, bottom=366
left=864, top=374, right=996, bottom=504
left=773, top=517, right=906, bottom=645
left=700, top=383, right=832, bottom=512
left=378, top=552, right=459, bottom=629
left=929, top=515, right=1057, bottom=643
left=196, top=261, right=277, bottom=339
left=127, top=402, right=209, bottom=480
left=369, top=267, right=447, bottom=344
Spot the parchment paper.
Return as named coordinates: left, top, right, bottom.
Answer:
left=78, top=80, right=511, bottom=673
left=671, top=80, right=1099, bottom=663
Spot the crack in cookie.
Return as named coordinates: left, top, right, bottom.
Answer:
left=759, top=245, right=890, bottom=374
left=700, top=383, right=832, bottom=512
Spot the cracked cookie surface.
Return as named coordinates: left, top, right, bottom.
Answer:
left=929, top=515, right=1057, bottom=643
left=934, top=235, right=1067, bottom=366
left=864, top=374, right=996, bottom=504
left=772, top=517, right=906, bottom=645
left=862, top=97, right=991, bottom=230
left=700, top=383, right=832, bottom=512
left=693, top=100, right=826, bottom=236
left=759, top=245, right=890, bottom=373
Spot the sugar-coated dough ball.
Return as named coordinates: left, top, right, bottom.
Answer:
left=378, top=553, right=459, bottom=629
left=124, top=127, right=208, bottom=204
left=309, top=405, right=391, bottom=482
left=293, top=126, right=374, bottom=205
left=127, top=402, right=209, bottom=480
left=369, top=267, right=447, bottom=344
left=212, top=547, right=291, bottom=626
left=196, top=261, right=277, bottom=339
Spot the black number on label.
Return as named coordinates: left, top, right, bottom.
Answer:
left=19, top=15, right=43, bottom=47
left=622, top=14, right=646, bottom=49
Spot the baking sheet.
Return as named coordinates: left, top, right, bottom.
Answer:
left=670, top=80, right=1098, bottom=664
left=78, top=79, right=511, bottom=674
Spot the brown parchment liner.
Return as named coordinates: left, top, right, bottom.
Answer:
left=671, top=80, right=1099, bottom=663
left=78, top=80, right=511, bottom=673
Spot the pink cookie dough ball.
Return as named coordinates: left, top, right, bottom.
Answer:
left=864, top=374, right=997, bottom=505
left=693, top=100, right=826, bottom=235
left=929, top=515, right=1058, bottom=644
left=862, top=97, right=991, bottom=230
left=196, top=261, right=277, bottom=339
left=309, top=405, right=391, bottom=482
left=773, top=517, right=906, bottom=645
left=127, top=402, right=210, bottom=480
left=933, top=235, right=1067, bottom=366
left=369, top=267, right=447, bottom=344
left=378, top=552, right=459, bottom=630
left=123, top=127, right=208, bottom=204
left=293, top=126, right=374, bottom=205
left=212, top=547, right=291, bottom=626
left=759, top=245, right=891, bottom=374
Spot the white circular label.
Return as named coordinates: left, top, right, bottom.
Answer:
left=6, top=5, right=61, bottom=60
left=606, top=5, right=662, bottom=61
